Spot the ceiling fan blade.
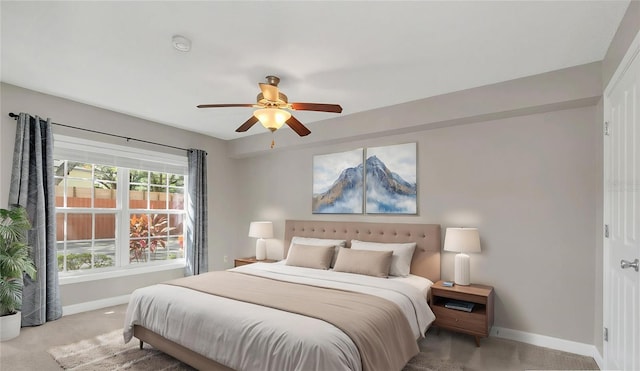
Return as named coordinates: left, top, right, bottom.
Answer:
left=285, top=116, right=311, bottom=137
left=259, top=83, right=279, bottom=102
left=236, top=116, right=260, bottom=132
left=197, top=104, right=254, bottom=108
left=290, top=103, right=343, bottom=113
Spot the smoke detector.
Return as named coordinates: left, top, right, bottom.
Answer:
left=172, top=35, right=191, bottom=52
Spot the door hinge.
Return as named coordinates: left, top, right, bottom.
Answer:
left=604, top=121, right=610, bottom=136
left=605, top=224, right=609, bottom=238
left=604, top=327, right=609, bottom=342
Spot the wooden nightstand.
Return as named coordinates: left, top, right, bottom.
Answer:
left=430, top=280, right=494, bottom=346
left=234, top=256, right=278, bottom=267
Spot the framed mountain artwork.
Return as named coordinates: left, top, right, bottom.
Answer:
left=312, top=148, right=364, bottom=214
left=365, top=143, right=417, bottom=214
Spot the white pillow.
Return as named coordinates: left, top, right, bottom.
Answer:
left=288, top=237, right=347, bottom=266
left=350, top=240, right=416, bottom=277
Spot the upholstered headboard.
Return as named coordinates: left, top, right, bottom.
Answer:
left=284, top=220, right=441, bottom=283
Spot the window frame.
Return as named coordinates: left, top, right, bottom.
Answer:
left=53, top=135, right=188, bottom=284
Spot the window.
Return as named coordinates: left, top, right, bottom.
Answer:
left=53, top=135, right=188, bottom=276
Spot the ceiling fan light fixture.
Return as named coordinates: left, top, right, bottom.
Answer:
left=254, top=108, right=291, bottom=131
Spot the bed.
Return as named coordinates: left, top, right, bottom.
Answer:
left=123, top=220, right=441, bottom=371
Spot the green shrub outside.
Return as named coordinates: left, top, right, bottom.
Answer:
left=58, top=253, right=113, bottom=271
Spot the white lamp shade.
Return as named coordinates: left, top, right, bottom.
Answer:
left=443, top=228, right=481, bottom=253
left=248, top=221, right=273, bottom=239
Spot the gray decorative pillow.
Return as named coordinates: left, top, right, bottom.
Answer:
left=351, top=240, right=416, bottom=277
left=333, top=247, right=393, bottom=278
left=285, top=244, right=335, bottom=270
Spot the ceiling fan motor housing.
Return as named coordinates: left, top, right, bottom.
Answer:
left=257, top=92, right=288, bottom=106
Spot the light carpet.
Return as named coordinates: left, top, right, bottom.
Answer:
left=48, top=329, right=463, bottom=371
left=48, top=330, right=195, bottom=370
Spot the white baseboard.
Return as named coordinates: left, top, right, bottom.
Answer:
left=491, top=326, right=602, bottom=362
left=62, top=294, right=130, bottom=316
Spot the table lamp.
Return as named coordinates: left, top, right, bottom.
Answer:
left=444, top=227, right=481, bottom=286
left=248, top=221, right=273, bottom=260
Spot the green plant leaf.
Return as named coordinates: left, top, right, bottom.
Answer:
left=0, top=277, right=22, bottom=315
left=0, top=206, right=36, bottom=314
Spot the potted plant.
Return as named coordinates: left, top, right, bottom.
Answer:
left=0, top=207, right=36, bottom=341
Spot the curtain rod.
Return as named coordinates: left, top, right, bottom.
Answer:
left=8, top=112, right=192, bottom=153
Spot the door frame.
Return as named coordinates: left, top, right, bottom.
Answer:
left=603, top=29, right=640, bottom=370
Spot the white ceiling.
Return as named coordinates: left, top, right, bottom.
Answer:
left=0, top=1, right=630, bottom=140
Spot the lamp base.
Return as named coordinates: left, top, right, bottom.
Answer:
left=454, top=253, right=471, bottom=285
left=256, top=238, right=267, bottom=260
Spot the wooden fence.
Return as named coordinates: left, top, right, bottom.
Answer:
left=55, top=187, right=184, bottom=241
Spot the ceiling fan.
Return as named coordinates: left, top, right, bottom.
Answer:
left=197, top=75, right=343, bottom=137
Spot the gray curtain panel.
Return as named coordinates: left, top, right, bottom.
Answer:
left=186, top=149, right=208, bottom=275
left=9, top=113, right=62, bottom=326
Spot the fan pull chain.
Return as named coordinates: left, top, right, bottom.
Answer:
left=271, top=138, right=275, bottom=149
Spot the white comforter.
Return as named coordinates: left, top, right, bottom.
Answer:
left=123, top=263, right=435, bottom=371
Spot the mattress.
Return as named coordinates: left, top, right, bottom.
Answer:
left=123, top=262, right=435, bottom=371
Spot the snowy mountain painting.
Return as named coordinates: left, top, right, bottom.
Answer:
left=312, top=143, right=417, bottom=214
left=312, top=148, right=364, bottom=214
left=365, top=143, right=417, bottom=214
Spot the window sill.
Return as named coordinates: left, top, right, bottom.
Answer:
left=59, top=260, right=185, bottom=285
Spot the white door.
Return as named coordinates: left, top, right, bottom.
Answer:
left=604, top=31, right=640, bottom=371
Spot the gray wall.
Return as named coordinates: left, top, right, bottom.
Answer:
left=0, top=83, right=240, bottom=306
left=234, top=103, right=601, bottom=345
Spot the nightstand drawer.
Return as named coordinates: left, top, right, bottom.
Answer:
left=432, top=306, right=487, bottom=336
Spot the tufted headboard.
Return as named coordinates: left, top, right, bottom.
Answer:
left=284, top=220, right=441, bottom=283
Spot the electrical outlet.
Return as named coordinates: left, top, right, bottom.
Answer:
left=223, top=255, right=228, bottom=263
